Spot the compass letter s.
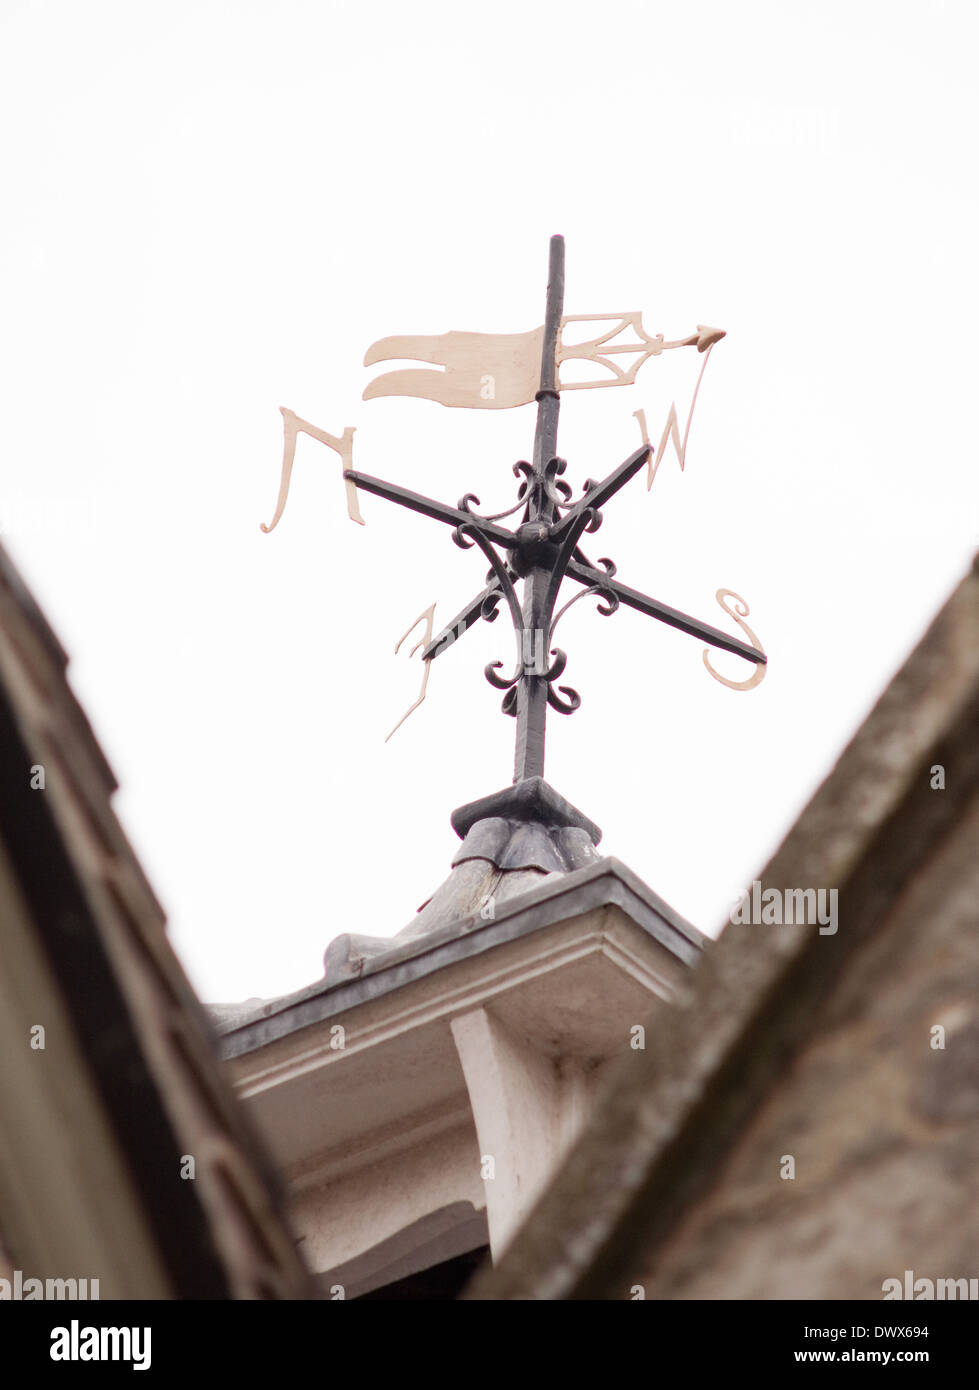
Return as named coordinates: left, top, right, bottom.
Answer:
left=703, top=591, right=766, bottom=691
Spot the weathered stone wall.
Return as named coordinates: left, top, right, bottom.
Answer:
left=639, top=788, right=979, bottom=1299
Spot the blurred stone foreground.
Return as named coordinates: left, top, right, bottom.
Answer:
left=467, top=554, right=979, bottom=1300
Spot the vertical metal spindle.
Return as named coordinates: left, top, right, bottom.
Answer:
left=513, top=234, right=565, bottom=783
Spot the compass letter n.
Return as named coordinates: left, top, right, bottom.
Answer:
left=261, top=408, right=362, bottom=533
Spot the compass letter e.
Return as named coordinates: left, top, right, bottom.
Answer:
left=386, top=603, right=437, bottom=742
left=261, top=408, right=363, bottom=533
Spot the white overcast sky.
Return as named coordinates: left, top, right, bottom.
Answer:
left=1, top=0, right=976, bottom=1003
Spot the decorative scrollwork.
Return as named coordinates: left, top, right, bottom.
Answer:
left=593, top=558, right=619, bottom=616
left=513, top=460, right=533, bottom=492
left=546, top=683, right=581, bottom=714
left=455, top=525, right=522, bottom=628
left=493, top=645, right=582, bottom=717
left=542, top=508, right=602, bottom=626
left=541, top=456, right=573, bottom=510
left=541, top=647, right=567, bottom=682
left=565, top=477, right=605, bottom=532
left=457, top=489, right=531, bottom=524
left=485, top=660, right=521, bottom=691
left=452, top=522, right=528, bottom=708
left=548, top=557, right=619, bottom=638
left=455, top=458, right=573, bottom=526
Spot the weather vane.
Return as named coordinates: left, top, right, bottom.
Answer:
left=261, top=236, right=766, bottom=786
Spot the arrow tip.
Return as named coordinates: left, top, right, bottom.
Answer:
left=695, top=325, right=726, bottom=351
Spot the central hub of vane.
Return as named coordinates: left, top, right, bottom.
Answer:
left=511, top=521, right=558, bottom=577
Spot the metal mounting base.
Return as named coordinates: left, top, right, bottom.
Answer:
left=450, top=777, right=602, bottom=846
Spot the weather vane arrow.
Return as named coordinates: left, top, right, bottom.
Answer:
left=360, top=310, right=726, bottom=410
left=262, top=235, right=766, bottom=775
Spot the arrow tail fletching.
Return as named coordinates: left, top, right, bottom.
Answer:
left=362, top=328, right=544, bottom=410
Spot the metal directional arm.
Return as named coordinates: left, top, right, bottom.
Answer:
left=421, top=579, right=503, bottom=661
left=420, top=556, right=765, bottom=670
left=547, top=444, right=650, bottom=543
left=343, top=470, right=517, bottom=549
left=565, top=558, right=766, bottom=665
left=350, top=449, right=765, bottom=670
